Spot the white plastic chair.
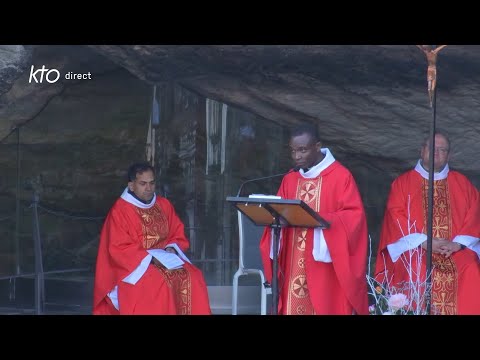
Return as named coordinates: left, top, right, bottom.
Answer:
left=232, top=211, right=272, bottom=315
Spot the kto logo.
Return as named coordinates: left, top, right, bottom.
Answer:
left=29, top=65, right=60, bottom=84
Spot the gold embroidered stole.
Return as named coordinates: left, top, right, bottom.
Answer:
left=421, top=178, right=458, bottom=315
left=285, top=178, right=322, bottom=315
left=136, top=205, right=192, bottom=314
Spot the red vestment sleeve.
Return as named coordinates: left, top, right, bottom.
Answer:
left=313, top=170, right=369, bottom=315
left=448, top=173, right=480, bottom=238
left=374, top=175, right=413, bottom=279
left=93, top=200, right=147, bottom=309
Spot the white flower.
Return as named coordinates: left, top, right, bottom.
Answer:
left=382, top=311, right=394, bottom=315
left=388, top=293, right=409, bottom=311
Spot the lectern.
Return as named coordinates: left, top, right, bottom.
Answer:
left=226, top=196, right=330, bottom=315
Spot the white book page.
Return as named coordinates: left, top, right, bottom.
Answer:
left=249, top=194, right=282, bottom=199
left=149, top=249, right=184, bottom=270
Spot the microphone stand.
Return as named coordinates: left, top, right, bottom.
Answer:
left=271, top=215, right=281, bottom=315
left=235, top=166, right=299, bottom=315
left=236, top=167, right=300, bottom=197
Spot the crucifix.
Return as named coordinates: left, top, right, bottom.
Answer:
left=416, top=45, right=447, bottom=107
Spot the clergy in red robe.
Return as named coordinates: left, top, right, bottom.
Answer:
left=259, top=124, right=369, bottom=315
left=375, top=132, right=480, bottom=315
left=93, top=162, right=211, bottom=315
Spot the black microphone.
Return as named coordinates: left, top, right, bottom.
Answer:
left=236, top=166, right=301, bottom=197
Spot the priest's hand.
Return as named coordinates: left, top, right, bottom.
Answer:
left=165, top=247, right=177, bottom=254
left=421, top=237, right=450, bottom=254
left=439, top=242, right=462, bottom=258
left=151, top=257, right=163, bottom=267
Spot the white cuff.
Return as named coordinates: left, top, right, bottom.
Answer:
left=107, top=286, right=119, bottom=310
left=453, top=235, right=480, bottom=259
left=387, top=233, right=427, bottom=262
left=312, top=228, right=332, bottom=263
left=122, top=253, right=152, bottom=285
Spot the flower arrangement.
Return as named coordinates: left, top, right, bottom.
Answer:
left=366, top=235, right=434, bottom=315
left=368, top=290, right=409, bottom=315
left=366, top=194, right=439, bottom=315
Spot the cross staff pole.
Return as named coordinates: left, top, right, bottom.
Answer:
left=417, top=44, right=447, bottom=314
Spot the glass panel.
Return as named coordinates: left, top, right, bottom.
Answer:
left=154, top=84, right=290, bottom=285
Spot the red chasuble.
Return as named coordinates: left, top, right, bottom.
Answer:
left=375, top=169, right=480, bottom=314
left=93, top=196, right=211, bottom=315
left=259, top=162, right=369, bottom=315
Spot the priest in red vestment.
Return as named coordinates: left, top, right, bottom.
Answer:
left=259, top=124, right=369, bottom=315
left=375, top=132, right=480, bottom=315
left=93, top=162, right=211, bottom=315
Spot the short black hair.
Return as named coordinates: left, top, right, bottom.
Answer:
left=290, top=123, right=320, bottom=143
left=127, top=162, right=155, bottom=182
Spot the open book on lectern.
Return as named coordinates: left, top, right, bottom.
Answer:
left=226, top=195, right=330, bottom=229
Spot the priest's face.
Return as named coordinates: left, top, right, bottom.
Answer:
left=128, top=169, right=156, bottom=202
left=420, top=133, right=450, bottom=173
left=289, top=133, right=322, bottom=170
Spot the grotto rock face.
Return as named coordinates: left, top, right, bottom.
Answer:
left=1, top=44, right=479, bottom=276
left=3, top=45, right=480, bottom=180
